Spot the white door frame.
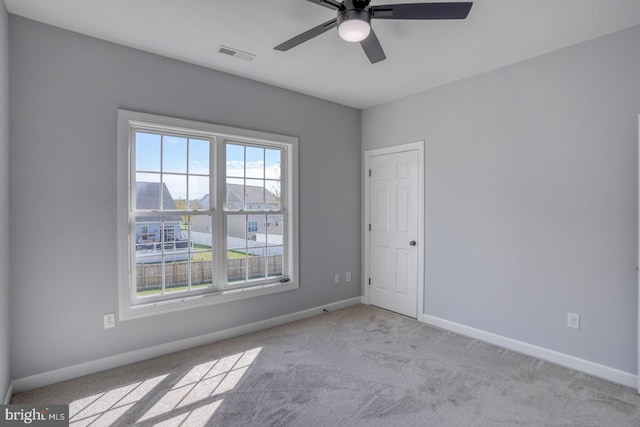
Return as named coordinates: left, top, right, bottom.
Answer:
left=363, top=141, right=425, bottom=320
left=637, top=114, right=640, bottom=393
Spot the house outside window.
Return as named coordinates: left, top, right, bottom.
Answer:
left=118, top=110, right=299, bottom=320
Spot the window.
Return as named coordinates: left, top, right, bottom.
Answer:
left=118, top=110, right=298, bottom=320
left=162, top=227, right=175, bottom=243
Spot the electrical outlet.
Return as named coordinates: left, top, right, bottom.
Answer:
left=346, top=272, right=351, bottom=282
left=334, top=273, right=340, bottom=284
left=104, top=313, right=116, bottom=329
left=567, top=313, right=580, bottom=330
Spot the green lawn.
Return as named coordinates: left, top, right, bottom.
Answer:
left=227, top=250, right=249, bottom=259
left=192, top=245, right=249, bottom=261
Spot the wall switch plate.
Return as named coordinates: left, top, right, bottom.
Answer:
left=567, top=313, right=580, bottom=330
left=346, top=272, right=351, bottom=282
left=104, top=313, right=116, bottom=329
left=334, top=273, right=340, bottom=284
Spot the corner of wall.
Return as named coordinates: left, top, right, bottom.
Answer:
left=0, top=0, right=10, bottom=405
left=3, top=382, right=12, bottom=404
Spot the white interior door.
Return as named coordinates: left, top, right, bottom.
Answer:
left=368, top=147, right=420, bottom=318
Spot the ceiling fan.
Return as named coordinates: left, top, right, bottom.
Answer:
left=274, top=1, right=473, bottom=64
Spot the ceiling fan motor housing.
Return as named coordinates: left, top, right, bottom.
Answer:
left=337, top=0, right=373, bottom=28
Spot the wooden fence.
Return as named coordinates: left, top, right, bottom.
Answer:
left=136, top=255, right=283, bottom=290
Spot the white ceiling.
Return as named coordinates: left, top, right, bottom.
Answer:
left=5, top=0, right=640, bottom=109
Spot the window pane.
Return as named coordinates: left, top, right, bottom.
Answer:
left=247, top=214, right=265, bottom=241
left=189, top=138, right=209, bottom=174
left=226, top=144, right=244, bottom=178
left=246, top=146, right=264, bottom=178
left=245, top=179, right=264, bottom=209
left=247, top=249, right=266, bottom=281
left=163, top=135, right=187, bottom=173
left=266, top=180, right=281, bottom=210
left=160, top=219, right=182, bottom=248
left=189, top=214, right=213, bottom=241
left=265, top=148, right=281, bottom=180
left=267, top=214, right=283, bottom=245
left=135, top=132, right=161, bottom=172
left=267, top=246, right=283, bottom=278
left=164, top=175, right=187, bottom=208
left=135, top=217, right=160, bottom=252
left=164, top=259, right=188, bottom=294
left=227, top=215, right=246, bottom=249
left=227, top=214, right=246, bottom=284
left=186, top=215, right=214, bottom=288
left=226, top=180, right=244, bottom=210
left=227, top=253, right=245, bottom=283
left=136, top=257, right=163, bottom=297
left=135, top=179, right=161, bottom=210
left=188, top=175, right=209, bottom=209
left=134, top=216, right=163, bottom=297
left=191, top=259, right=213, bottom=288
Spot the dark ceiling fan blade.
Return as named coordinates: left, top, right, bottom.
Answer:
left=372, top=2, right=472, bottom=20
left=274, top=18, right=338, bottom=51
left=360, top=29, right=386, bottom=64
left=305, top=0, right=342, bottom=11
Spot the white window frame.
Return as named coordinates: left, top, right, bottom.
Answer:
left=117, top=110, right=299, bottom=320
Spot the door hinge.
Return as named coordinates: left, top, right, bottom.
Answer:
left=368, top=224, right=371, bottom=231
left=368, top=278, right=371, bottom=285
left=369, top=169, right=371, bottom=177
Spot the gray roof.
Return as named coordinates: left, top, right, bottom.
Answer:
left=199, top=183, right=279, bottom=210
left=136, top=182, right=182, bottom=223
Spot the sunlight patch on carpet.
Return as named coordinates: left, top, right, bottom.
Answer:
left=137, top=347, right=262, bottom=425
left=69, top=374, right=169, bottom=426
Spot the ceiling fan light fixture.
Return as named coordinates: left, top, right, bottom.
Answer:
left=338, top=18, right=370, bottom=42
left=337, top=8, right=371, bottom=43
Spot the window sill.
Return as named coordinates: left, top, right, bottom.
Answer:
left=119, top=281, right=299, bottom=321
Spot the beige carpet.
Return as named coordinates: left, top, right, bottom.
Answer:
left=11, top=304, right=640, bottom=426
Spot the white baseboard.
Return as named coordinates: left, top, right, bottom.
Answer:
left=423, top=315, right=638, bottom=389
left=3, top=381, right=12, bottom=404
left=12, top=297, right=362, bottom=393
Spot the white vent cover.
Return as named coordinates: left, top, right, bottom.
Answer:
left=217, top=45, right=255, bottom=61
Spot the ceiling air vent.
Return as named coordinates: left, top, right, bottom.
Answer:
left=217, top=45, right=255, bottom=61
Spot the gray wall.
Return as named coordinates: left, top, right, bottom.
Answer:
left=0, top=2, right=9, bottom=401
left=9, top=16, right=361, bottom=379
left=362, top=25, right=640, bottom=374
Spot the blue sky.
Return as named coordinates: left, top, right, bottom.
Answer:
left=135, top=132, right=281, bottom=202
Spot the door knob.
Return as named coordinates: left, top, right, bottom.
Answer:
left=409, top=241, right=416, bottom=246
